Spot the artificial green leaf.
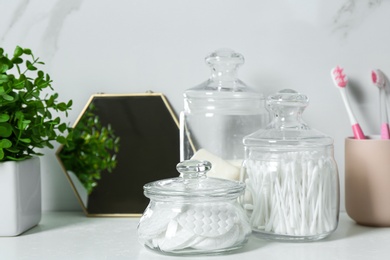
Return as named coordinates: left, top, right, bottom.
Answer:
left=1, top=93, right=14, bottom=101
left=5, top=147, right=19, bottom=153
left=45, top=97, right=54, bottom=106
left=57, top=102, right=67, bottom=111
left=23, top=48, right=32, bottom=55
left=53, top=117, right=60, bottom=124
left=58, top=123, right=67, bottom=133
left=0, top=63, right=8, bottom=73
left=0, top=56, right=13, bottom=71
left=0, top=74, right=8, bottom=84
left=15, top=111, right=24, bottom=121
left=25, top=80, right=33, bottom=91
left=38, top=81, right=50, bottom=89
left=13, top=46, right=23, bottom=57
left=18, top=120, right=31, bottom=130
left=45, top=110, right=52, bottom=119
left=46, top=142, right=54, bottom=149
left=19, top=74, right=26, bottom=81
left=5, top=155, right=31, bottom=161
left=26, top=60, right=37, bottom=71
left=13, top=79, right=25, bottom=89
left=0, top=139, right=12, bottom=148
left=0, top=123, right=12, bottom=137
left=11, top=57, right=23, bottom=64
left=19, top=138, right=31, bottom=143
left=0, top=148, right=4, bottom=160
left=29, top=90, right=38, bottom=98
left=56, top=136, right=67, bottom=144
left=0, top=114, right=10, bottom=123
left=34, top=76, right=43, bottom=85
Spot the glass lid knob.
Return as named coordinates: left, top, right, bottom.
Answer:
left=267, top=89, right=309, bottom=107
left=205, top=48, right=244, bottom=66
left=176, top=160, right=211, bottom=179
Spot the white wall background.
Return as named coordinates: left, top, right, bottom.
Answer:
left=1, top=0, right=389, bottom=212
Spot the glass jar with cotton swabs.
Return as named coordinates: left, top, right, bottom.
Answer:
left=240, top=89, right=340, bottom=241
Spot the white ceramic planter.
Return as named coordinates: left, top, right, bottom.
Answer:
left=0, top=157, right=41, bottom=236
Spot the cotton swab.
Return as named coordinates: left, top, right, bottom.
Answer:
left=243, top=151, right=338, bottom=238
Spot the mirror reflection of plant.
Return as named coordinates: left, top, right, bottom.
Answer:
left=59, top=103, right=120, bottom=194
left=0, top=46, right=72, bottom=161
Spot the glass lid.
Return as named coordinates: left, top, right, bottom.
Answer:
left=143, top=160, right=245, bottom=199
left=243, top=89, right=333, bottom=148
left=184, top=48, right=263, bottom=99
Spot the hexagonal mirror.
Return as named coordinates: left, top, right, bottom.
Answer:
left=56, top=93, right=180, bottom=217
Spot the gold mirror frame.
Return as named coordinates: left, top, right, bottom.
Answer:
left=56, top=93, right=180, bottom=217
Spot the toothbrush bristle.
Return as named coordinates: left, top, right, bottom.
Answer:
left=372, top=70, right=378, bottom=84
left=331, top=66, right=348, bottom=88
left=372, top=69, right=386, bottom=88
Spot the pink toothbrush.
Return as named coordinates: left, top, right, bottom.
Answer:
left=372, top=69, right=390, bottom=139
left=331, top=66, right=366, bottom=139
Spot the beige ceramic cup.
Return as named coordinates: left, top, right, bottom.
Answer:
left=345, top=136, right=390, bottom=226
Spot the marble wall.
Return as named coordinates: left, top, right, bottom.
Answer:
left=1, top=0, right=389, bottom=211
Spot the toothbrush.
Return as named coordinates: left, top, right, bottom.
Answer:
left=372, top=69, right=390, bottom=139
left=331, top=66, right=366, bottom=139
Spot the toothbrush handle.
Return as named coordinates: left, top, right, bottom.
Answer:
left=380, top=89, right=389, bottom=139
left=381, top=123, right=390, bottom=139
left=352, top=124, right=366, bottom=139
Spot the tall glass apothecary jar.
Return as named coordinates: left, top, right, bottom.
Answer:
left=180, top=49, right=269, bottom=178
left=240, top=89, right=340, bottom=241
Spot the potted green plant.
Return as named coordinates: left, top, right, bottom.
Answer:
left=0, top=46, right=72, bottom=236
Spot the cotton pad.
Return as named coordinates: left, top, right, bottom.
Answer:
left=191, top=149, right=241, bottom=181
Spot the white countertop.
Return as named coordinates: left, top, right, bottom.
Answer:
left=0, top=212, right=389, bottom=259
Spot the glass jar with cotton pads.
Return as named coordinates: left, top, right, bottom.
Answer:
left=137, top=160, right=251, bottom=255
left=240, top=89, right=340, bottom=241
left=180, top=49, right=269, bottom=175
